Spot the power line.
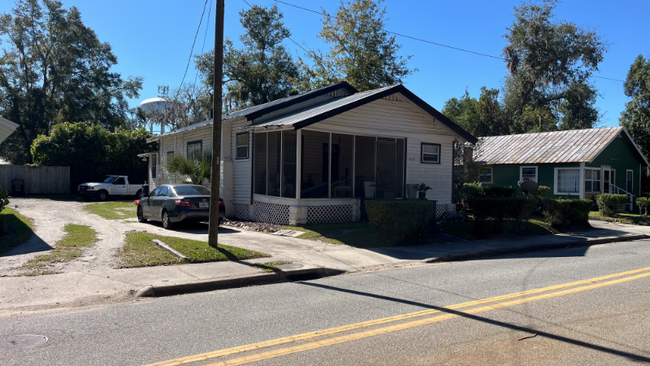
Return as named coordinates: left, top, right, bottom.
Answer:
left=272, top=0, right=626, bottom=83
left=179, top=0, right=210, bottom=91
left=242, top=0, right=310, bottom=53
left=193, top=0, right=213, bottom=87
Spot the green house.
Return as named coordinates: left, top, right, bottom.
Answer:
left=474, top=127, right=649, bottom=205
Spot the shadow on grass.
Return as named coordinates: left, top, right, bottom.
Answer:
left=440, top=217, right=556, bottom=241
left=0, top=209, right=48, bottom=256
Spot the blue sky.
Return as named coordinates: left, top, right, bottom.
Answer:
left=1, top=0, right=648, bottom=128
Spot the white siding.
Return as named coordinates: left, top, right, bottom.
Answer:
left=231, top=118, right=252, bottom=204
left=305, top=95, right=458, bottom=204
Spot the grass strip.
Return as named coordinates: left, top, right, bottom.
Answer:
left=589, top=211, right=650, bottom=225
left=251, top=261, right=293, bottom=272
left=0, top=207, right=36, bottom=255
left=118, top=232, right=270, bottom=268
left=440, top=217, right=556, bottom=241
left=83, top=202, right=137, bottom=220
left=21, top=224, right=98, bottom=276
left=286, top=222, right=429, bottom=248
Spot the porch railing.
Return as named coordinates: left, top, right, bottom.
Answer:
left=610, top=184, right=634, bottom=211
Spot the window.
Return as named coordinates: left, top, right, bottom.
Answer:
left=254, top=133, right=267, bottom=195
left=151, top=154, right=157, bottom=179
left=479, top=167, right=493, bottom=184
left=236, top=132, right=249, bottom=159
left=187, top=141, right=202, bottom=160
left=585, top=169, right=600, bottom=193
left=159, top=186, right=169, bottom=197
left=555, top=168, right=580, bottom=194
left=113, top=177, right=125, bottom=185
left=150, top=187, right=161, bottom=197
left=421, top=143, right=440, bottom=164
left=520, top=166, right=537, bottom=182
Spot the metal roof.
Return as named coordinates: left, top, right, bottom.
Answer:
left=474, top=127, right=632, bottom=164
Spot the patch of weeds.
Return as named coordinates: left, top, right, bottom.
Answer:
left=251, top=261, right=293, bottom=272
left=0, top=207, right=36, bottom=255
left=19, top=224, right=98, bottom=276
left=83, top=202, right=137, bottom=220
left=118, top=232, right=271, bottom=268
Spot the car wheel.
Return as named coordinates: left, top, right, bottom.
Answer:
left=135, top=190, right=144, bottom=199
left=97, top=190, right=108, bottom=201
left=137, top=206, right=147, bottom=223
left=162, top=211, right=173, bottom=230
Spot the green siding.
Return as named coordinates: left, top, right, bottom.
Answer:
left=587, top=133, right=646, bottom=197
left=485, top=132, right=648, bottom=198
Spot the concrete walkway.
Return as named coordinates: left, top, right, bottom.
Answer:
left=0, top=219, right=647, bottom=317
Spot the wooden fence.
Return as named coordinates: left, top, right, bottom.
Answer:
left=0, top=165, right=70, bottom=195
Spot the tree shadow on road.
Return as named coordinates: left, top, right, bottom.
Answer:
left=296, top=281, right=650, bottom=363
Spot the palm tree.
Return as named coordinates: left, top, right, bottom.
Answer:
left=166, top=152, right=212, bottom=185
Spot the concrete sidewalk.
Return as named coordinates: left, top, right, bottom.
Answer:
left=0, top=220, right=647, bottom=317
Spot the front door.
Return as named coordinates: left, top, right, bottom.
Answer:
left=603, top=168, right=612, bottom=193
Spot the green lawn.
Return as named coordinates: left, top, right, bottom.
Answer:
left=589, top=211, right=650, bottom=225
left=439, top=217, right=557, bottom=241
left=118, top=231, right=271, bottom=268
left=21, top=224, right=98, bottom=276
left=83, top=202, right=137, bottom=220
left=286, top=222, right=432, bottom=248
left=0, top=207, right=36, bottom=255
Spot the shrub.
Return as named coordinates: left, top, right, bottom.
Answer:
left=532, top=185, right=550, bottom=198
left=0, top=189, right=8, bottom=236
left=466, top=197, right=540, bottom=235
left=483, top=185, right=516, bottom=198
left=596, top=194, right=629, bottom=217
left=365, top=199, right=436, bottom=239
left=543, top=199, right=592, bottom=227
left=637, top=197, right=650, bottom=216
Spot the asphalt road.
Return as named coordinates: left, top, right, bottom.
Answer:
left=3, top=239, right=650, bottom=366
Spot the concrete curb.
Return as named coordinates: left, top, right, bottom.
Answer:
left=135, top=234, right=647, bottom=298
left=424, top=234, right=648, bottom=263
left=135, top=267, right=346, bottom=298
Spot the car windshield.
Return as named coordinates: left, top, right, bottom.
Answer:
left=103, top=176, right=117, bottom=183
left=173, top=185, right=210, bottom=196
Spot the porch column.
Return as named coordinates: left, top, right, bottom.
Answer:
left=296, top=129, right=302, bottom=200
left=579, top=162, right=585, bottom=199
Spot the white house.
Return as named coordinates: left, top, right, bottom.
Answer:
left=142, top=82, right=477, bottom=225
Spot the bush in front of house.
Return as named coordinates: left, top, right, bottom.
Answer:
left=365, top=199, right=436, bottom=239
left=0, top=189, right=9, bottom=236
left=466, top=197, right=539, bottom=235
left=542, top=199, right=592, bottom=227
left=596, top=194, right=629, bottom=217
left=532, top=185, right=551, bottom=198
left=636, top=197, right=650, bottom=216
left=483, top=185, right=516, bottom=198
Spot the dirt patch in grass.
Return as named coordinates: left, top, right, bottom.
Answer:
left=19, top=224, right=98, bottom=276
left=118, top=231, right=271, bottom=268
left=251, top=261, right=293, bottom=272
left=83, top=202, right=137, bottom=220
left=0, top=207, right=36, bottom=255
left=286, top=223, right=432, bottom=248
left=440, top=217, right=557, bottom=241
left=589, top=211, right=650, bottom=225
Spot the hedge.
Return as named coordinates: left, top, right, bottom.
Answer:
left=637, top=197, right=650, bottom=216
left=0, top=189, right=8, bottom=236
left=542, top=199, right=592, bottom=227
left=596, top=194, right=629, bottom=217
left=365, top=199, right=436, bottom=238
left=465, top=197, right=538, bottom=235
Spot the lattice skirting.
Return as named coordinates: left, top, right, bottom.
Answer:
left=254, top=201, right=290, bottom=225
left=307, top=205, right=353, bottom=224
left=233, top=203, right=251, bottom=221
left=435, top=203, right=448, bottom=221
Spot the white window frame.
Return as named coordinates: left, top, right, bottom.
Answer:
left=421, top=143, right=440, bottom=164
left=520, top=166, right=538, bottom=182
left=584, top=168, right=601, bottom=193
left=554, top=167, right=581, bottom=195
left=479, top=167, right=493, bottom=184
left=236, top=132, right=250, bottom=160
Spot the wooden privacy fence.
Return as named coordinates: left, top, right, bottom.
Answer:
left=0, top=165, right=70, bottom=195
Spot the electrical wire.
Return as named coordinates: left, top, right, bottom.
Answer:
left=272, top=0, right=625, bottom=83
left=179, top=0, right=210, bottom=91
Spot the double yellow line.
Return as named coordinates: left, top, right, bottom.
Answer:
left=147, top=266, right=650, bottom=366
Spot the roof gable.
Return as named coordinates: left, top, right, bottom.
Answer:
left=475, top=127, right=649, bottom=166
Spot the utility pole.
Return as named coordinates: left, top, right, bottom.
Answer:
left=209, top=0, right=225, bottom=248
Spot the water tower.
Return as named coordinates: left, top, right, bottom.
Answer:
left=139, top=97, right=172, bottom=134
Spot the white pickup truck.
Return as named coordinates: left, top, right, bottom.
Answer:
left=78, top=175, right=145, bottom=201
